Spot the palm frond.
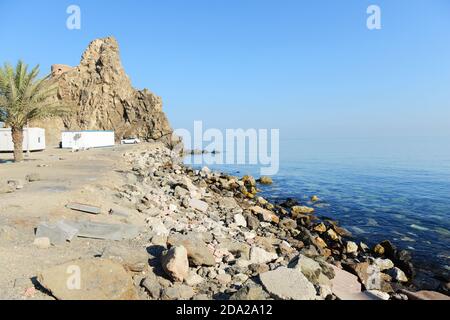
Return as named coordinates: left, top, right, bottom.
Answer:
left=0, top=61, right=70, bottom=129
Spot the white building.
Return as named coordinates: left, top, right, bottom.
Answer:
left=0, top=128, right=46, bottom=152
left=61, top=130, right=115, bottom=149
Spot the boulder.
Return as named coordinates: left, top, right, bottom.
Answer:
left=387, top=267, right=408, bottom=283
left=189, top=198, right=209, bottom=213
left=33, top=237, right=51, bottom=249
left=101, top=245, right=149, bottom=272
left=279, top=218, right=297, bottom=230
left=257, top=176, right=273, bottom=185
left=37, top=258, right=138, bottom=300
left=330, top=265, right=363, bottom=300
left=373, top=258, right=394, bottom=271
left=290, top=254, right=323, bottom=284
left=167, top=234, right=215, bottom=266
left=291, top=206, right=315, bottom=217
left=161, top=246, right=189, bottom=282
left=346, top=241, right=358, bottom=254
left=249, top=246, right=278, bottom=264
left=231, top=283, right=269, bottom=300
left=233, top=214, right=247, bottom=228
left=260, top=267, right=317, bottom=300
left=249, top=206, right=279, bottom=224
left=162, top=284, right=195, bottom=300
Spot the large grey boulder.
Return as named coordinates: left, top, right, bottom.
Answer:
left=37, top=258, right=138, bottom=300
left=259, top=267, right=317, bottom=300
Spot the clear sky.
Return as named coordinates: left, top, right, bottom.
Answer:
left=1, top=0, right=449, bottom=139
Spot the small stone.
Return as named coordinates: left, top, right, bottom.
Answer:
left=25, top=173, right=41, bottom=182
left=233, top=273, right=249, bottom=284
left=151, top=234, right=168, bottom=246
left=249, top=246, right=278, bottom=264
left=249, top=263, right=270, bottom=275
left=346, top=241, right=358, bottom=254
left=373, top=258, right=394, bottom=271
left=311, top=195, right=320, bottom=202
left=245, top=213, right=260, bottom=230
left=216, top=273, right=232, bottom=285
left=219, top=197, right=238, bottom=210
left=373, top=244, right=385, bottom=255
left=249, top=206, right=279, bottom=224
left=291, top=254, right=323, bottom=283
left=167, top=234, right=216, bottom=266
left=257, top=176, right=273, bottom=185
left=161, top=246, right=189, bottom=282
left=33, top=237, right=51, bottom=249
left=313, top=223, right=327, bottom=233
left=234, top=214, right=247, bottom=228
left=279, top=218, right=297, bottom=230
left=230, top=283, right=268, bottom=300
left=189, top=198, right=208, bottom=213
left=314, top=236, right=327, bottom=249
left=141, top=276, right=162, bottom=299
left=388, top=267, right=408, bottom=283
left=360, top=242, right=370, bottom=252
left=291, top=206, right=315, bottom=217
left=326, top=229, right=339, bottom=241
left=184, top=271, right=205, bottom=286
left=162, top=284, right=195, bottom=300
left=7, top=179, right=24, bottom=190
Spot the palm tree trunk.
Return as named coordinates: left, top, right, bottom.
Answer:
left=11, top=126, right=24, bottom=162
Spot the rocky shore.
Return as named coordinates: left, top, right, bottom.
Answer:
left=18, top=143, right=446, bottom=300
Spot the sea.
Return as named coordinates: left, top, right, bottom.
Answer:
left=185, top=136, right=450, bottom=288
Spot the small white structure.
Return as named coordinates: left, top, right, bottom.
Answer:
left=61, top=130, right=115, bottom=149
left=0, top=128, right=46, bottom=152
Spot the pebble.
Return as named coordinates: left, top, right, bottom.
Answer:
left=33, top=237, right=51, bottom=249
left=161, top=246, right=189, bottom=282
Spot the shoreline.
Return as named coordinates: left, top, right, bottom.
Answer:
left=0, top=142, right=448, bottom=300
left=122, top=143, right=447, bottom=299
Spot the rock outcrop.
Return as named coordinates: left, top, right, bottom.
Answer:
left=36, top=37, right=173, bottom=146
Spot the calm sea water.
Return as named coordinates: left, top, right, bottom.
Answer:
left=186, top=137, right=450, bottom=286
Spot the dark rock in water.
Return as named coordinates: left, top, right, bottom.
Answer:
left=379, top=240, right=397, bottom=258
left=279, top=198, right=299, bottom=208
left=373, top=240, right=415, bottom=279
left=279, top=218, right=297, bottom=231
left=257, top=176, right=273, bottom=185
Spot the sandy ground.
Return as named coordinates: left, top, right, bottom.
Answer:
left=0, top=144, right=148, bottom=300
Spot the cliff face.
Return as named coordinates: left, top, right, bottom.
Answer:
left=38, top=37, right=173, bottom=146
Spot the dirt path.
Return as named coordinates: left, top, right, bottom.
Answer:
left=0, top=145, right=146, bottom=299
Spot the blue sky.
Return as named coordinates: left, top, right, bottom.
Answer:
left=1, top=0, right=449, bottom=139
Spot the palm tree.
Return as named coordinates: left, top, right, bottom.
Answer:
left=0, top=60, right=68, bottom=162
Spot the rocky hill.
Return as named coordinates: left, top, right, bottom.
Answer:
left=36, top=37, right=173, bottom=146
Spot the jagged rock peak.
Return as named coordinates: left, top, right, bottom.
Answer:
left=40, top=36, right=173, bottom=146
